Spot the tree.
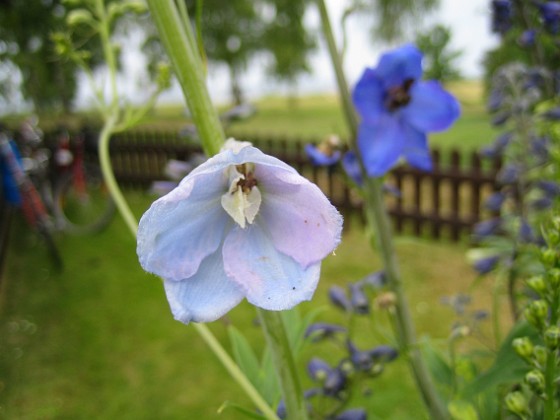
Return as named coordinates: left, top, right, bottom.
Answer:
left=0, top=0, right=78, bottom=112
left=415, top=24, right=462, bottom=83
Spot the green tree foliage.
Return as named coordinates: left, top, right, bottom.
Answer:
left=183, top=0, right=315, bottom=105
left=345, top=0, right=440, bottom=43
left=0, top=0, right=78, bottom=112
left=415, top=24, right=462, bottom=83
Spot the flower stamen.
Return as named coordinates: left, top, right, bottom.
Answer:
left=385, top=78, right=414, bottom=112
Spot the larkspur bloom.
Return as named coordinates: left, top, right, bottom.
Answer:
left=137, top=139, right=343, bottom=323
left=352, top=44, right=460, bottom=176
left=305, top=134, right=342, bottom=166
left=491, top=0, right=513, bottom=34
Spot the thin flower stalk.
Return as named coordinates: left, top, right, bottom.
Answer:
left=315, top=0, right=447, bottom=418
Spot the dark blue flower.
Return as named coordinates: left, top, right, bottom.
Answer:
left=473, top=255, right=500, bottom=274
left=542, top=106, right=560, bottom=120
left=492, top=0, right=513, bottom=34
left=304, top=322, right=346, bottom=342
left=335, top=408, right=368, bottom=420
left=538, top=1, right=560, bottom=34
left=497, top=163, right=521, bottom=184
left=473, top=218, right=501, bottom=240
left=349, top=282, right=370, bottom=314
left=323, top=366, right=347, bottom=397
left=480, top=132, right=513, bottom=158
left=485, top=192, right=506, bottom=212
left=307, top=357, right=332, bottom=381
left=518, top=29, right=537, bottom=47
left=519, top=220, right=536, bottom=243
left=329, top=286, right=352, bottom=311
left=352, top=44, right=460, bottom=176
left=342, top=151, right=363, bottom=185
left=537, top=180, right=560, bottom=197
left=360, top=271, right=386, bottom=289
left=305, top=141, right=341, bottom=166
left=347, top=341, right=398, bottom=372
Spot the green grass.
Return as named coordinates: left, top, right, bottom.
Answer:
left=0, top=192, right=499, bottom=419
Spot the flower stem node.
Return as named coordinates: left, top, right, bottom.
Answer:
left=137, top=139, right=343, bottom=323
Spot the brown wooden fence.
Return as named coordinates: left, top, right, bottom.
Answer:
left=106, top=130, right=502, bottom=241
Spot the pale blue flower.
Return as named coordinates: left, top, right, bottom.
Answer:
left=137, top=139, right=343, bottom=323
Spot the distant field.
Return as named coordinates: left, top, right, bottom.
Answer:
left=136, top=79, right=499, bottom=152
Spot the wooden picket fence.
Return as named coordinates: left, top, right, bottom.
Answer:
left=107, top=130, right=502, bottom=241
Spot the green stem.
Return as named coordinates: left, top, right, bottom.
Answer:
left=544, top=287, right=559, bottom=419
left=98, top=116, right=138, bottom=237
left=364, top=179, right=448, bottom=419
left=316, top=1, right=447, bottom=417
left=257, top=309, right=309, bottom=420
left=147, top=0, right=224, bottom=156
left=316, top=0, right=358, bottom=141
left=193, top=323, right=280, bottom=420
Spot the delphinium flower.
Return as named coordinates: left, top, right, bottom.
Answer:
left=137, top=139, right=343, bottom=323
left=518, top=29, right=537, bottom=47
left=538, top=1, right=560, bottom=34
left=305, top=134, right=342, bottom=166
left=492, top=0, right=513, bottom=34
left=352, top=44, right=460, bottom=177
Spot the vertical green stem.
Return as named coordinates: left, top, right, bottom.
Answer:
left=147, top=0, right=224, bottom=156
left=98, top=116, right=138, bottom=237
left=316, top=0, right=358, bottom=141
left=257, top=309, right=309, bottom=420
left=316, top=1, right=447, bottom=417
left=544, top=287, right=559, bottom=419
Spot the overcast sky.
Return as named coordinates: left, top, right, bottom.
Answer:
left=77, top=0, right=499, bottom=108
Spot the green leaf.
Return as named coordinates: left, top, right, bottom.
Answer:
left=462, top=322, right=538, bottom=398
left=228, top=326, right=262, bottom=392
left=421, top=338, right=454, bottom=390
left=217, top=401, right=266, bottom=419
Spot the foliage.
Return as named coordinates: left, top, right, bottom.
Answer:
left=415, top=24, right=462, bottom=83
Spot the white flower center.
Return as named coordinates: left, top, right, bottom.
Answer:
left=221, top=164, right=261, bottom=228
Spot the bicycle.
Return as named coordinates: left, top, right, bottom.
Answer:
left=1, top=122, right=116, bottom=268
left=0, top=130, right=63, bottom=270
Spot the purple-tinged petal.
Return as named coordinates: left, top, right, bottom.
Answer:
left=473, top=255, right=500, bottom=275
left=256, top=167, right=343, bottom=268
left=305, top=323, right=347, bottom=341
left=163, top=251, right=244, bottom=323
left=349, top=283, right=369, bottom=314
left=222, top=224, right=321, bottom=310
left=307, top=358, right=332, bottom=381
left=357, top=119, right=405, bottom=177
left=374, top=44, right=423, bottom=89
left=137, top=171, right=228, bottom=281
left=402, top=80, right=461, bottom=132
left=402, top=125, right=432, bottom=171
left=329, top=286, right=352, bottom=311
left=352, top=68, right=386, bottom=124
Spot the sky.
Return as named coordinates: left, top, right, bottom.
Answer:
left=76, top=0, right=500, bottom=108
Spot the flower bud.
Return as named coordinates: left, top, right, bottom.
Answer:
left=526, top=276, right=547, bottom=295
left=524, top=300, right=548, bottom=329
left=533, top=345, right=547, bottom=367
left=512, top=337, right=534, bottom=360
left=505, top=391, right=528, bottom=416
left=544, top=326, right=560, bottom=349
left=548, top=268, right=560, bottom=288
left=541, top=249, right=558, bottom=266
left=525, top=369, right=545, bottom=394
left=375, top=292, right=396, bottom=310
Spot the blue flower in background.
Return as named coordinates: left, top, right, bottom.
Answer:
left=538, top=1, right=560, bottom=33
left=492, top=0, right=513, bottom=34
left=352, top=44, right=460, bottom=177
left=341, top=151, right=363, bottom=185
left=137, top=139, right=343, bottom=323
left=305, top=134, right=342, bottom=166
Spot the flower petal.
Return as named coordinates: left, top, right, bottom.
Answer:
left=255, top=167, right=343, bottom=268
left=357, top=118, right=405, bottom=177
left=402, top=80, right=461, bottom=132
left=402, top=125, right=432, bottom=171
left=352, top=68, right=386, bottom=124
left=374, top=44, right=423, bottom=89
left=137, top=171, right=229, bottom=281
left=163, top=250, right=245, bottom=323
left=222, top=224, right=321, bottom=310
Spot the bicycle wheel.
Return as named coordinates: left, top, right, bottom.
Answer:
left=53, top=162, right=116, bottom=235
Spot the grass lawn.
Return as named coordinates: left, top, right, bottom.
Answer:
left=0, top=192, right=502, bottom=419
